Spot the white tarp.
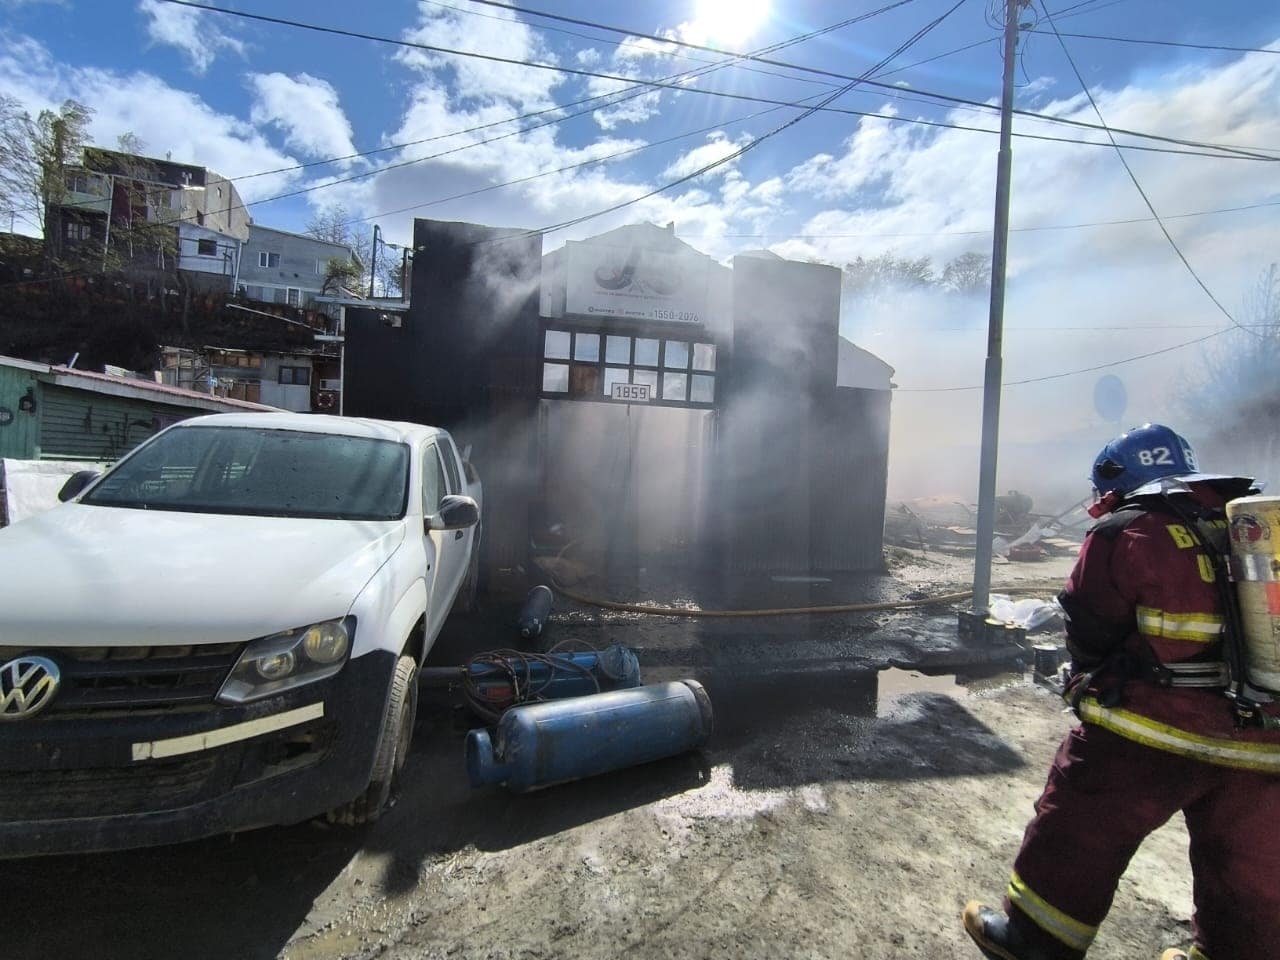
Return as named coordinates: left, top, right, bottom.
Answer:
left=1, top=459, right=108, bottom=526
left=564, top=241, right=710, bottom=324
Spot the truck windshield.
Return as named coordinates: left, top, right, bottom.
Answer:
left=83, top=426, right=410, bottom=521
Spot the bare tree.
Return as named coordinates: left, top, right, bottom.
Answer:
left=1178, top=263, right=1280, bottom=474
left=305, top=205, right=403, bottom=297
left=842, top=252, right=935, bottom=301
left=0, top=96, right=93, bottom=243
left=941, top=251, right=991, bottom=295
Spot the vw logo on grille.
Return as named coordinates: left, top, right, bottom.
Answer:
left=0, top=655, right=61, bottom=720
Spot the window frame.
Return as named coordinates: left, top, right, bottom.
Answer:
left=539, top=324, right=718, bottom=409
left=278, top=365, right=311, bottom=386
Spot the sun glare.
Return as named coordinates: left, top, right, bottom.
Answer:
left=688, top=0, right=771, bottom=48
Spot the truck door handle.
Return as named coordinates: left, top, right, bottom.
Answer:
left=454, top=530, right=464, bottom=540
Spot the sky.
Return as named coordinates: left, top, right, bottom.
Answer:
left=2, top=0, right=1278, bottom=499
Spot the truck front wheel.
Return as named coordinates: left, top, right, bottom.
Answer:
left=328, top=654, right=418, bottom=825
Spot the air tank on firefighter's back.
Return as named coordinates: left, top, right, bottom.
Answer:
left=1226, top=495, right=1280, bottom=694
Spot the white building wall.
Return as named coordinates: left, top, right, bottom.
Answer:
left=258, top=356, right=313, bottom=412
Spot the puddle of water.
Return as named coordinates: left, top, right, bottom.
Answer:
left=876, top=665, right=1023, bottom=718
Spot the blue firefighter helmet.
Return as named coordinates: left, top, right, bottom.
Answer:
left=1091, top=423, right=1232, bottom=497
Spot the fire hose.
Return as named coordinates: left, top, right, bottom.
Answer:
left=532, top=553, right=1064, bottom=619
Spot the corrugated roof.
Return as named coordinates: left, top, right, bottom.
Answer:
left=1, top=355, right=280, bottom=413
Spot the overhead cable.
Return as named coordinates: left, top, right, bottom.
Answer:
left=897, top=328, right=1234, bottom=391
left=685, top=197, right=1280, bottom=240
left=157, top=0, right=1276, bottom=161
left=464, top=0, right=972, bottom=247
left=456, top=0, right=1277, bottom=159
left=1041, top=2, right=1258, bottom=338
left=1027, top=29, right=1280, bottom=56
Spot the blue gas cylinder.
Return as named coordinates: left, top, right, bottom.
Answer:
left=517, top=585, right=554, bottom=640
left=465, top=680, right=713, bottom=793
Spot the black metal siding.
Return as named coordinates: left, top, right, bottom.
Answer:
left=344, top=219, right=543, bottom=595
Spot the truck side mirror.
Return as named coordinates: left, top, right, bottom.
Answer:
left=426, top=495, right=479, bottom=531
left=58, top=470, right=101, bottom=502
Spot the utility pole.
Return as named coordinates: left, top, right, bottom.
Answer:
left=368, top=223, right=380, bottom=299
left=970, top=0, right=1024, bottom=622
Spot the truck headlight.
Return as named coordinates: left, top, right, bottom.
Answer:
left=218, top=617, right=353, bottom=704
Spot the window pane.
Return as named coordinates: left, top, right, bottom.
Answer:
left=693, top=343, right=717, bottom=371
left=663, top=341, right=689, bottom=369
left=574, top=332, right=600, bottom=361
left=691, top=374, right=715, bottom=403
left=634, top=338, right=659, bottom=366
left=422, top=445, right=444, bottom=514
left=570, top=365, right=600, bottom=395
left=544, top=330, right=571, bottom=359
left=632, top=369, right=659, bottom=391
left=605, top=335, right=631, bottom=364
left=542, top=362, right=569, bottom=392
left=662, top=372, right=688, bottom=401
left=603, top=367, right=630, bottom=395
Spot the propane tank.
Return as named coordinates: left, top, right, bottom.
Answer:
left=1227, top=495, right=1280, bottom=695
left=465, top=680, right=713, bottom=793
left=517, top=585, right=554, bottom=641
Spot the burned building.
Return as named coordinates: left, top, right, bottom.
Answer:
left=344, top=219, right=892, bottom=595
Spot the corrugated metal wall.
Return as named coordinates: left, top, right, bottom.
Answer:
left=38, top=385, right=191, bottom=461
left=344, top=219, right=544, bottom=598
left=808, top=387, right=892, bottom=572
left=717, top=256, right=891, bottom=573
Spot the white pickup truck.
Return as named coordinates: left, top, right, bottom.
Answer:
left=0, top=412, right=481, bottom=856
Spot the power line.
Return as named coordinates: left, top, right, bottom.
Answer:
left=897, top=327, right=1234, bottom=391
left=460, top=0, right=972, bottom=248
left=684, top=197, right=1280, bottom=240
left=1041, top=3, right=1258, bottom=339
left=13, top=1, right=890, bottom=223
left=419, top=0, right=842, bottom=90
left=2, top=6, right=901, bottom=286
left=109, top=0, right=1269, bottom=229
left=456, top=0, right=1277, bottom=160
left=340, top=99, right=802, bottom=228
left=158, top=0, right=1275, bottom=162
left=1027, top=29, right=1280, bottom=56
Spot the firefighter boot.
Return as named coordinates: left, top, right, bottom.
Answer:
left=963, top=902, right=1063, bottom=960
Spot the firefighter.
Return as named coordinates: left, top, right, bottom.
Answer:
left=962, top=423, right=1280, bottom=960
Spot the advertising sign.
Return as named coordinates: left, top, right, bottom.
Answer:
left=565, top=242, right=709, bottom=324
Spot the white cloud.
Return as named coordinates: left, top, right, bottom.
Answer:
left=766, top=49, right=1280, bottom=496
left=137, top=0, right=244, bottom=75
left=395, top=3, right=563, bottom=109
left=660, top=132, right=749, bottom=181
left=775, top=51, right=1280, bottom=283
left=0, top=31, right=300, bottom=213
left=587, top=36, right=681, bottom=131
left=249, top=73, right=357, bottom=164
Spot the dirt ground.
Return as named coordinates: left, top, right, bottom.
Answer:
left=0, top=548, right=1199, bottom=960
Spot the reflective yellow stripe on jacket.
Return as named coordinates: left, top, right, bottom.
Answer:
left=1077, top=700, right=1280, bottom=774
left=1006, top=871, right=1098, bottom=953
left=1135, top=606, right=1223, bottom=644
